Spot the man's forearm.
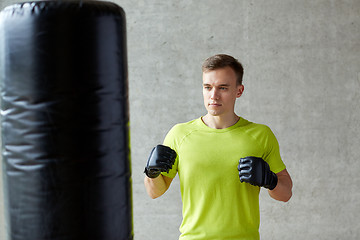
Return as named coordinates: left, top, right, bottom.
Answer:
left=144, top=175, right=171, bottom=199
left=268, top=169, right=292, bottom=202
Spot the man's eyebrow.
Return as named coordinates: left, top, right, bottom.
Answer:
left=203, top=83, right=230, bottom=86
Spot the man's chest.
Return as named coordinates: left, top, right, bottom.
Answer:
left=177, top=131, right=263, bottom=175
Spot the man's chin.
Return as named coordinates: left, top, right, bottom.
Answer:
left=207, top=110, right=222, bottom=117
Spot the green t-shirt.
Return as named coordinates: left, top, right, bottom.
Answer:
left=162, top=117, right=286, bottom=240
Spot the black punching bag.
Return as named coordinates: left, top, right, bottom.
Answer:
left=0, top=1, right=133, bottom=239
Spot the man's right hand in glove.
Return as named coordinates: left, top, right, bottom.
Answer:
left=144, top=145, right=177, bottom=199
left=144, top=145, right=177, bottom=178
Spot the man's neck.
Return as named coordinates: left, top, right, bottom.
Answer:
left=202, top=113, right=240, bottom=129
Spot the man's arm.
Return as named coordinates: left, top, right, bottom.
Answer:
left=144, top=175, right=173, bottom=199
left=268, top=169, right=292, bottom=202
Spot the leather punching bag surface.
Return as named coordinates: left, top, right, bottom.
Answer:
left=0, top=1, right=133, bottom=239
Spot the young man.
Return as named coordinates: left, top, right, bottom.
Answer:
left=144, top=54, right=293, bottom=240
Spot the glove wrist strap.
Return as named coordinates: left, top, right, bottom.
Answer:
left=265, top=172, right=278, bottom=190
left=144, top=168, right=161, bottom=178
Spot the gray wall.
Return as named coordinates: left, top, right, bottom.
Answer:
left=1, top=0, right=359, bottom=239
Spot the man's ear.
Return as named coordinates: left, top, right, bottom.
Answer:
left=236, top=85, right=244, bottom=98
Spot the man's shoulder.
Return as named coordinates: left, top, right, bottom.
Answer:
left=238, top=120, right=279, bottom=150
left=169, top=118, right=201, bottom=135
left=163, top=118, right=201, bottom=147
left=239, top=118, right=271, bottom=131
left=237, top=118, right=275, bottom=140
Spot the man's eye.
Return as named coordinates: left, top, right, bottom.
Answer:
left=220, top=87, right=227, bottom=90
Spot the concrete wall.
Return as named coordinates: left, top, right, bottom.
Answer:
left=1, top=0, right=359, bottom=239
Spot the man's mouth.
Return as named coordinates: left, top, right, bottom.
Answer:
left=209, top=102, right=222, bottom=107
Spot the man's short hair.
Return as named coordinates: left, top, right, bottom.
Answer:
left=202, top=54, right=244, bottom=85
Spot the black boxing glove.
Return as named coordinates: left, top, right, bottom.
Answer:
left=144, top=145, right=177, bottom=178
left=238, top=156, right=278, bottom=190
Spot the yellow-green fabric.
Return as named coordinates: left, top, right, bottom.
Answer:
left=162, top=117, right=286, bottom=240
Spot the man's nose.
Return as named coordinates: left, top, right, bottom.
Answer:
left=210, top=89, right=219, bottom=100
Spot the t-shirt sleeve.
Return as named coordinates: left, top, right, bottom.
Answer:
left=161, top=125, right=180, bottom=179
left=261, top=126, right=286, bottom=174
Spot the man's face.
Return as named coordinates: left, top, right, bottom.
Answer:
left=202, top=67, right=244, bottom=117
